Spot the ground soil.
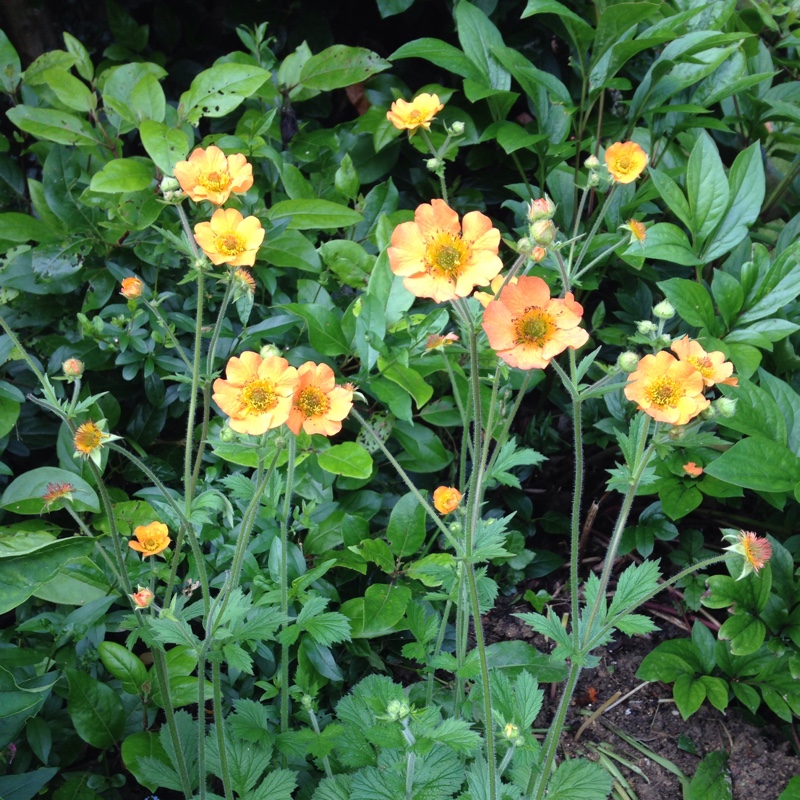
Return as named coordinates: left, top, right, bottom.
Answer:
left=482, top=600, right=800, bottom=799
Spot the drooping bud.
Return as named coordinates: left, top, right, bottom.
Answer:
left=219, top=425, right=237, bottom=443
left=531, top=246, right=547, bottom=263
left=617, top=351, right=640, bottom=373
left=652, top=300, right=675, bottom=320
left=62, top=358, right=84, bottom=381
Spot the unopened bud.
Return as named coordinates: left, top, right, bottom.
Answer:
left=219, top=426, right=237, bottom=443
left=527, top=195, right=557, bottom=222
left=260, top=344, right=281, bottom=359
left=656, top=334, right=672, bottom=347
left=62, top=358, right=84, bottom=381
left=504, top=723, right=519, bottom=740
left=699, top=404, right=717, bottom=421
left=386, top=699, right=410, bottom=721
left=426, top=158, right=443, bottom=172
left=587, top=172, right=600, bottom=187
left=130, top=586, right=155, bottom=609
left=448, top=521, right=463, bottom=536
left=449, top=120, right=465, bottom=136
left=120, top=276, right=143, bottom=300
left=714, top=397, right=737, bottom=418
left=584, top=155, right=600, bottom=169
left=530, top=219, right=557, bottom=247
left=617, top=351, right=640, bottom=373
left=653, top=300, right=675, bottom=320
left=531, top=246, right=547, bottom=263
left=636, top=320, right=657, bottom=335
left=301, top=694, right=314, bottom=710
left=160, top=176, right=180, bottom=194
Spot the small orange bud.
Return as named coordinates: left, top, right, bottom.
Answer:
left=130, top=586, right=155, bottom=609
left=120, top=277, right=143, bottom=299
left=62, top=358, right=84, bottom=380
left=433, top=486, right=462, bottom=515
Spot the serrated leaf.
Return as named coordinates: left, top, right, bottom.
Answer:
left=547, top=757, right=612, bottom=800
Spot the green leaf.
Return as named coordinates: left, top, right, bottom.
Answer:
left=1, top=467, right=99, bottom=514
left=657, top=277, right=716, bottom=329
left=455, top=0, right=510, bottom=90
left=0, top=30, right=21, bottom=93
left=318, top=443, right=373, bottom=479
left=102, top=63, right=167, bottom=130
left=301, top=612, right=352, bottom=647
left=299, top=45, right=391, bottom=91
left=139, top=120, right=191, bottom=177
left=377, top=0, right=414, bottom=17
left=377, top=359, right=433, bottom=409
left=251, top=768, right=297, bottom=800
left=674, top=673, right=707, bottom=719
left=521, top=0, right=594, bottom=42
left=89, top=158, right=154, bottom=193
left=284, top=303, right=349, bottom=356
left=686, top=132, right=729, bottom=246
left=121, top=731, right=174, bottom=793
left=386, top=492, right=427, bottom=557
left=340, top=584, right=411, bottom=638
left=711, top=270, right=744, bottom=328
left=262, top=229, right=321, bottom=272
left=0, top=212, right=57, bottom=245
left=6, top=106, right=101, bottom=146
left=179, top=63, right=271, bottom=123
left=704, top=436, right=800, bottom=493
left=738, top=245, right=800, bottom=325
left=98, top=641, right=147, bottom=694
left=37, top=67, right=94, bottom=113
left=389, top=38, right=484, bottom=81
left=66, top=668, right=125, bottom=749
left=392, top=420, right=454, bottom=473
left=34, top=557, right=112, bottom=606
left=718, top=614, right=765, bottom=656
left=0, top=769, right=59, bottom=800
left=267, top=199, right=363, bottom=230
left=63, top=32, right=93, bottom=81
left=699, top=676, right=729, bottom=712
left=688, top=751, right=732, bottom=800
left=631, top=223, right=702, bottom=266
left=547, top=757, right=612, bottom=800
left=649, top=167, right=692, bottom=229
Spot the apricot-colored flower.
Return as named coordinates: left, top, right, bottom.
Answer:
left=433, top=486, right=462, bottom=515
left=42, top=482, right=74, bottom=510
left=120, top=277, right=143, bottom=299
left=723, top=530, right=772, bottom=580
left=474, top=275, right=518, bottom=308
left=605, top=141, right=648, bottom=184
left=287, top=362, right=354, bottom=437
left=194, top=208, right=264, bottom=267
left=173, top=146, right=253, bottom=205
left=482, top=276, right=590, bottom=370
left=130, top=586, right=155, bottom=609
left=624, top=351, right=709, bottom=425
left=670, top=336, right=737, bottom=388
left=426, top=332, right=459, bottom=349
left=683, top=462, right=703, bottom=478
left=129, top=521, right=171, bottom=558
left=621, top=219, right=647, bottom=244
left=212, top=352, right=298, bottom=436
left=73, top=420, right=119, bottom=466
left=386, top=93, right=444, bottom=132
left=388, top=199, right=502, bottom=303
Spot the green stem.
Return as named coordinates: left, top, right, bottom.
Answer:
left=554, top=250, right=571, bottom=294
left=484, top=371, right=533, bottom=478
left=454, top=563, right=468, bottom=716
left=569, top=185, right=591, bottom=268
left=185, top=269, right=206, bottom=504
left=567, top=352, right=583, bottom=647
left=573, top=185, right=618, bottom=276
left=213, top=660, right=233, bottom=800
left=280, top=434, right=297, bottom=736
left=63, top=505, right=126, bottom=591
left=143, top=299, right=193, bottom=370
left=0, top=313, right=59, bottom=405
left=572, top=241, right=621, bottom=283
left=307, top=706, right=334, bottom=779
left=426, top=598, right=452, bottom=705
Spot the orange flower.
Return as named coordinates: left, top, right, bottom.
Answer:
left=481, top=276, right=590, bottom=370
left=386, top=93, right=444, bottom=132
left=388, top=199, right=502, bottom=303
left=120, top=276, right=143, bottom=299
left=620, top=219, right=647, bottom=244
left=232, top=267, right=256, bottom=294
left=433, top=486, right=462, bottom=515
left=194, top=208, right=265, bottom=267
left=129, top=521, right=171, bottom=558
left=605, top=141, right=648, bottom=184
left=426, top=332, right=459, bottom=349
left=212, top=352, right=298, bottom=435
left=173, top=145, right=253, bottom=205
left=73, top=420, right=119, bottom=466
left=42, top=482, right=74, bottom=510
left=474, top=274, right=518, bottom=308
left=723, top=530, right=772, bottom=580
left=683, top=462, right=703, bottom=478
left=624, top=351, right=709, bottom=425
left=670, top=336, right=737, bottom=388
left=130, top=586, right=155, bottom=609
left=287, top=362, right=354, bottom=437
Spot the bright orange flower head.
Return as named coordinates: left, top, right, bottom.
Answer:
left=129, top=521, right=171, bottom=558
left=670, top=336, right=737, bottom=388
left=683, top=462, right=703, bottom=478
left=194, top=208, right=265, bottom=267
left=388, top=199, right=502, bottom=303
left=426, top=332, right=459, bottom=349
left=73, top=420, right=119, bottom=466
left=474, top=274, right=518, bottom=308
left=173, top=145, right=253, bottom=205
left=386, top=93, right=444, bottom=132
left=481, top=276, right=590, bottom=370
left=213, top=352, right=298, bottom=436
left=723, top=530, right=772, bottom=580
left=120, top=276, right=143, bottom=299
left=624, top=350, right=709, bottom=425
left=287, top=362, right=354, bottom=437
left=621, top=219, right=647, bottom=245
left=605, top=141, right=648, bottom=184
left=433, top=486, right=462, bottom=515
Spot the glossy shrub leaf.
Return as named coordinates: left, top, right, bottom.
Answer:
left=0, top=665, right=56, bottom=749
left=0, top=769, right=59, bottom=800
left=455, top=1, right=510, bottom=90
left=66, top=668, right=125, bottom=749
left=6, top=106, right=100, bottom=146
left=1, top=466, right=99, bottom=514
left=179, top=63, right=271, bottom=123
left=657, top=277, right=716, bottom=329
left=340, top=584, right=411, bottom=638
left=687, top=751, right=732, bottom=800
left=139, top=120, right=191, bottom=176
left=673, top=673, right=706, bottom=719
left=284, top=303, right=350, bottom=356
left=98, top=641, right=148, bottom=695
left=89, top=158, right=154, bottom=193
left=33, top=556, right=111, bottom=606
left=386, top=492, right=427, bottom=557
left=299, top=45, right=391, bottom=91
left=686, top=131, right=729, bottom=246
left=262, top=229, right=321, bottom=272
left=704, top=436, right=800, bottom=492
left=633, top=223, right=702, bottom=266
left=718, top=614, right=765, bottom=656
left=318, top=443, right=374, bottom=479
left=267, top=199, right=363, bottom=230
left=389, top=38, right=484, bottom=81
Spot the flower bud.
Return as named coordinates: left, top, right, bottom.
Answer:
left=584, top=155, right=600, bottom=169
left=62, top=358, right=84, bottom=381
left=449, top=120, right=465, bottom=136
left=531, top=246, right=547, bottom=263
left=517, top=237, right=534, bottom=255
left=699, top=404, right=717, bottom=420
left=530, top=219, right=557, bottom=247
left=260, top=344, right=281, bottom=359
left=504, top=723, right=519, bottom=741
left=130, top=586, right=155, bottom=609
left=587, top=172, right=600, bottom=187
left=120, top=276, right=143, bottom=300
left=636, top=320, right=657, bottom=335
left=617, top=351, right=640, bottom=373
left=527, top=195, right=557, bottom=222
left=159, top=176, right=180, bottom=194
left=652, top=300, right=675, bottom=320
left=448, top=521, right=463, bottom=536
left=386, top=699, right=411, bottom=721
left=301, top=694, right=314, bottom=710
left=426, top=158, right=443, bottom=172
left=714, top=397, right=737, bottom=418
left=657, top=334, right=672, bottom=348
left=219, top=425, right=237, bottom=443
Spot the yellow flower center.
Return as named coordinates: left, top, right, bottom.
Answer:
left=142, top=536, right=163, bottom=552
left=515, top=308, right=555, bottom=347
left=215, top=231, right=246, bottom=257
left=296, top=386, right=331, bottom=418
left=199, top=170, right=232, bottom=193
left=426, top=232, right=469, bottom=278
left=74, top=423, right=106, bottom=453
left=687, top=354, right=713, bottom=379
left=617, top=156, right=631, bottom=171
left=241, top=379, right=278, bottom=415
left=645, top=376, right=682, bottom=409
